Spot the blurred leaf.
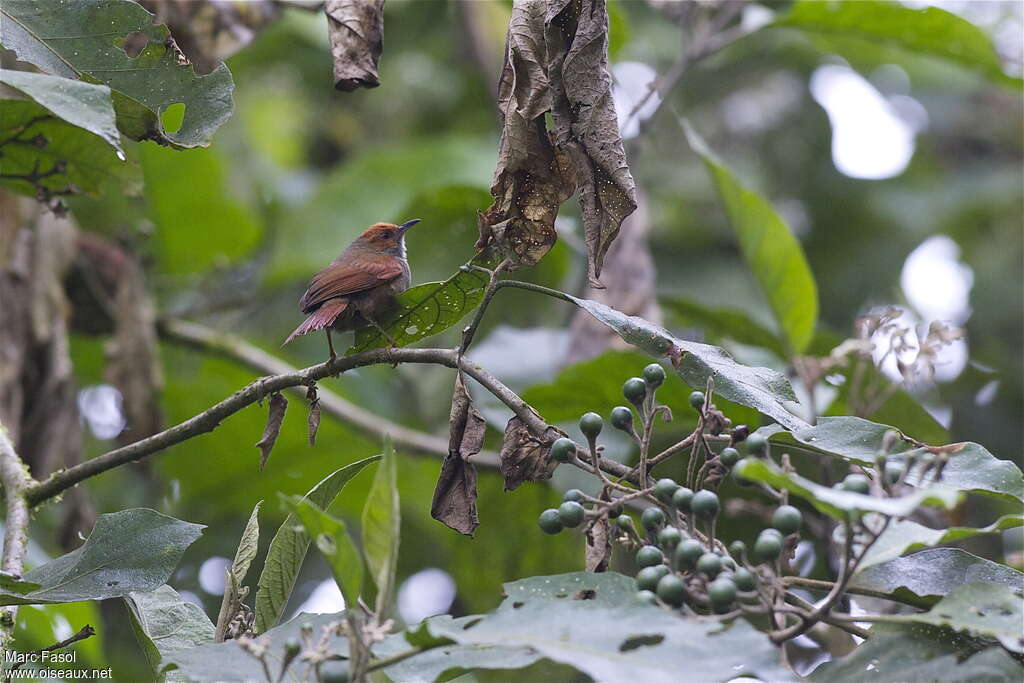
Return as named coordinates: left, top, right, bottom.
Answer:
left=0, top=71, right=122, bottom=152
left=860, top=514, right=1024, bottom=569
left=683, top=121, right=818, bottom=354
left=347, top=263, right=489, bottom=353
left=885, top=583, right=1024, bottom=652
left=851, top=548, right=1024, bottom=608
left=417, top=571, right=793, bottom=683
left=773, top=0, right=1023, bottom=89
left=1, top=509, right=204, bottom=606
left=0, top=0, right=234, bottom=146
left=0, top=575, right=40, bottom=594
left=126, top=584, right=215, bottom=680
left=282, top=494, right=362, bottom=609
left=811, top=623, right=1018, bottom=683
left=567, top=295, right=806, bottom=429
left=253, top=456, right=379, bottom=633
left=662, top=296, right=787, bottom=358
left=141, top=143, right=262, bottom=275
left=735, top=457, right=960, bottom=519
left=361, top=440, right=400, bottom=617
left=769, top=416, right=1024, bottom=505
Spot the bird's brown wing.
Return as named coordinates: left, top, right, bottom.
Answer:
left=299, top=258, right=404, bottom=313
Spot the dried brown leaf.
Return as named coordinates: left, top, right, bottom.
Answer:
left=431, top=373, right=485, bottom=536
left=585, top=516, right=612, bottom=573
left=306, top=383, right=321, bottom=446
left=256, top=392, right=287, bottom=470
left=325, top=0, right=385, bottom=91
left=499, top=415, right=564, bottom=491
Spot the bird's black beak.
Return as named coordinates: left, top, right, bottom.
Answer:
left=398, top=218, right=421, bottom=234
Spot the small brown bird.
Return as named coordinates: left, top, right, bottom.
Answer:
left=284, top=219, right=420, bottom=359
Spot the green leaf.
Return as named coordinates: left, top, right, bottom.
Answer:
left=682, top=121, right=818, bottom=354
left=772, top=0, right=1023, bottom=89
left=769, top=416, right=1024, bottom=505
left=281, top=494, right=363, bottom=608
left=361, top=440, right=400, bottom=616
left=735, top=457, right=960, bottom=519
left=126, top=584, right=216, bottom=681
left=887, top=583, right=1024, bottom=652
left=0, top=70, right=122, bottom=151
left=811, top=623, right=1019, bottom=683
left=566, top=295, right=807, bottom=430
left=214, top=500, right=261, bottom=642
left=419, top=571, right=793, bottom=683
left=860, top=515, right=1024, bottom=569
left=253, top=456, right=380, bottom=633
left=0, top=574, right=40, bottom=595
left=0, top=0, right=234, bottom=147
left=347, top=263, right=490, bottom=353
left=0, top=509, right=204, bottom=606
left=851, top=548, right=1024, bottom=609
left=662, top=296, right=787, bottom=358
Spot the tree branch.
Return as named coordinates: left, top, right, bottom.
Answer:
left=0, top=425, right=34, bottom=648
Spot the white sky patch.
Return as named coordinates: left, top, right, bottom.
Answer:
left=398, top=568, right=456, bottom=624
left=900, top=235, right=974, bottom=325
left=810, top=63, right=927, bottom=179
left=198, top=556, right=231, bottom=596
left=77, top=384, right=126, bottom=440
left=294, top=578, right=345, bottom=615
left=612, top=62, right=660, bottom=139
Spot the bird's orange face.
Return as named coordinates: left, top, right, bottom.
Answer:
left=358, top=219, right=420, bottom=253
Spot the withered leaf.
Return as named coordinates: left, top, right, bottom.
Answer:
left=479, top=0, right=636, bottom=285
left=255, top=392, right=287, bottom=470
left=325, top=0, right=385, bottom=92
left=431, top=373, right=485, bottom=536
left=585, top=516, right=612, bottom=573
left=306, top=382, right=321, bottom=447
left=499, top=416, right=565, bottom=491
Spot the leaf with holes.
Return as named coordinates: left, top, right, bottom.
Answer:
left=0, top=0, right=234, bottom=147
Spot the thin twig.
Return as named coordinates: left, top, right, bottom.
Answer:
left=5, top=625, right=96, bottom=680
left=0, top=425, right=35, bottom=650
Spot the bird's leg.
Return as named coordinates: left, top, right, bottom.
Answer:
left=365, top=314, right=399, bottom=348
left=326, top=329, right=337, bottom=363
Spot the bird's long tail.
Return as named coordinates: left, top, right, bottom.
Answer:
left=283, top=298, right=348, bottom=345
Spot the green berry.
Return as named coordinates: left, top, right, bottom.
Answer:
left=284, top=638, right=301, bottom=657
left=608, top=503, right=624, bottom=518
left=842, top=474, right=871, bottom=494
left=722, top=557, right=737, bottom=571
left=745, top=433, right=768, bottom=455
left=320, top=665, right=349, bottom=683
left=760, top=527, right=784, bottom=541
left=623, top=377, right=647, bottom=406
left=538, top=509, right=563, bottom=535
left=708, top=576, right=737, bottom=608
left=636, top=545, right=664, bottom=568
left=689, top=391, right=706, bottom=411
left=885, top=463, right=904, bottom=485
left=563, top=488, right=585, bottom=503
left=697, top=552, right=723, bottom=578
left=636, top=565, right=667, bottom=591
left=772, top=505, right=802, bottom=535
left=753, top=533, right=783, bottom=563
left=657, top=526, right=683, bottom=550
left=719, top=447, right=741, bottom=468
left=558, top=501, right=585, bottom=528
left=729, top=540, right=746, bottom=559
left=579, top=412, right=603, bottom=440
left=550, top=437, right=575, bottom=463
left=616, top=515, right=636, bottom=533
left=641, top=506, right=666, bottom=530
left=655, top=478, right=680, bottom=503
left=733, top=567, right=756, bottom=591
left=691, top=490, right=720, bottom=519
left=610, top=406, right=635, bottom=431
left=674, top=539, right=704, bottom=569
left=656, top=574, right=687, bottom=607
left=636, top=589, right=658, bottom=605
left=671, top=486, right=694, bottom=511
left=643, top=363, right=666, bottom=388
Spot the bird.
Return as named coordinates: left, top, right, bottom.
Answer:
left=284, top=219, right=421, bottom=360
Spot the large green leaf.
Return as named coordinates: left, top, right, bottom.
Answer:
left=361, top=440, right=400, bottom=616
left=417, top=572, right=793, bottom=683
left=282, top=494, right=363, bottom=609
left=772, top=1, right=1023, bottom=89
left=253, top=456, right=380, bottom=633
left=735, top=457, right=960, bottom=519
left=0, top=509, right=203, bottom=606
left=126, top=584, right=216, bottom=681
left=683, top=122, right=818, bottom=354
left=347, top=264, right=490, bottom=353
left=886, top=583, right=1024, bottom=652
left=566, top=295, right=807, bottom=430
left=662, top=296, right=787, bottom=358
left=0, top=0, right=234, bottom=147
left=811, top=623, right=1020, bottom=683
left=850, top=548, right=1024, bottom=609
left=769, top=416, right=1024, bottom=505
left=860, top=515, right=1024, bottom=569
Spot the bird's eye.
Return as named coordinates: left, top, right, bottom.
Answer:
left=379, top=231, right=392, bottom=240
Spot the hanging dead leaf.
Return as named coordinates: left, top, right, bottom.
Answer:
left=585, top=516, right=612, bottom=573
left=499, top=415, right=565, bottom=491
left=255, top=392, right=287, bottom=470
left=325, top=0, right=385, bottom=91
left=306, top=382, right=321, bottom=446
left=431, top=373, right=485, bottom=536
